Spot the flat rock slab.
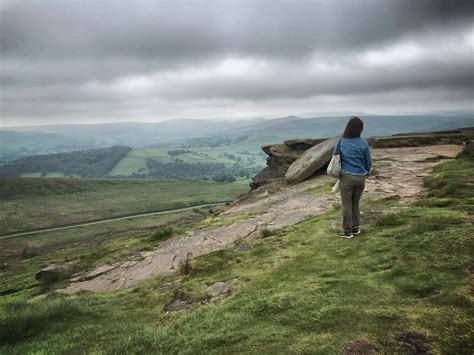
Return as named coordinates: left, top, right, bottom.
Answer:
left=61, top=220, right=259, bottom=293
left=285, top=137, right=338, bottom=183
left=83, top=263, right=120, bottom=280
left=206, top=282, right=232, bottom=296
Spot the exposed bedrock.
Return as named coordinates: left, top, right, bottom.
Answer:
left=250, top=127, right=474, bottom=189
left=285, top=137, right=338, bottom=183
left=250, top=138, right=329, bottom=189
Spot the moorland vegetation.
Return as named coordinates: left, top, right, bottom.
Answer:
left=0, top=151, right=472, bottom=354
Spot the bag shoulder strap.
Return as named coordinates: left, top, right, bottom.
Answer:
left=336, top=137, right=342, bottom=154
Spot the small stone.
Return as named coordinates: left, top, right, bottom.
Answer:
left=238, top=245, right=252, bottom=251
left=35, top=262, right=74, bottom=283
left=205, top=282, right=232, bottom=296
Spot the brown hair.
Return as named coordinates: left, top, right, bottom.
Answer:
left=342, top=116, right=364, bottom=138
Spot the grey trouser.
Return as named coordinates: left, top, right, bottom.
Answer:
left=339, top=173, right=366, bottom=233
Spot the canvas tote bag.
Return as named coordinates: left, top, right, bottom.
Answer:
left=327, top=137, right=341, bottom=178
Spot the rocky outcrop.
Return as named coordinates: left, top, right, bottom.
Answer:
left=283, top=138, right=327, bottom=150
left=205, top=282, right=233, bottom=301
left=36, top=262, right=74, bottom=283
left=461, top=140, right=474, bottom=157
left=250, top=138, right=328, bottom=189
left=250, top=127, right=474, bottom=189
left=367, top=127, right=474, bottom=148
left=285, top=137, right=338, bottom=183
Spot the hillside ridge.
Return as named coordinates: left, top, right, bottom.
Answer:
left=61, top=143, right=464, bottom=293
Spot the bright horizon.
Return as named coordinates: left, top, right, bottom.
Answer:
left=2, top=108, right=474, bottom=129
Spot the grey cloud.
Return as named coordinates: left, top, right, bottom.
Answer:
left=1, top=0, right=472, bottom=61
left=0, top=0, right=473, bottom=124
left=149, top=52, right=473, bottom=101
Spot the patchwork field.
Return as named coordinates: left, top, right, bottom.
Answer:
left=0, top=177, right=250, bottom=234
left=110, top=142, right=267, bottom=177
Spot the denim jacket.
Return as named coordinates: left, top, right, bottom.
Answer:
left=333, top=137, right=372, bottom=176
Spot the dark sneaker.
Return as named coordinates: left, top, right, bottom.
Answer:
left=352, top=228, right=361, bottom=235
left=339, top=232, right=353, bottom=239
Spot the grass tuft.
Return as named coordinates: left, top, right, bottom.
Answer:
left=260, top=228, right=277, bottom=238
left=150, top=227, right=174, bottom=242
left=304, top=181, right=334, bottom=195
left=375, top=213, right=404, bottom=227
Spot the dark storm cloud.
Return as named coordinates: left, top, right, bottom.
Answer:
left=0, top=0, right=473, bottom=124
left=1, top=0, right=472, bottom=59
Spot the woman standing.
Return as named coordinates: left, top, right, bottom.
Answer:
left=334, top=117, right=372, bottom=238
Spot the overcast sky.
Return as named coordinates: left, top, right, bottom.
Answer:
left=0, top=0, right=473, bottom=126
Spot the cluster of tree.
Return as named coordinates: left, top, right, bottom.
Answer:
left=223, top=152, right=243, bottom=161
left=167, top=149, right=192, bottom=156
left=0, top=146, right=132, bottom=178
left=182, top=135, right=248, bottom=148
left=234, top=136, right=248, bottom=143
left=211, top=174, right=236, bottom=183
left=223, top=152, right=235, bottom=160
left=147, top=159, right=227, bottom=180
left=144, top=159, right=260, bottom=182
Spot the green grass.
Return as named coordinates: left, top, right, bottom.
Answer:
left=1, top=156, right=473, bottom=353
left=420, top=155, right=474, bottom=212
left=260, top=228, right=278, bottom=238
left=304, top=180, right=334, bottom=195
left=0, top=297, right=86, bottom=345
left=149, top=226, right=174, bottom=242
left=20, top=172, right=69, bottom=178
left=0, top=208, right=207, bottom=261
left=196, top=212, right=257, bottom=229
left=0, top=177, right=249, bottom=234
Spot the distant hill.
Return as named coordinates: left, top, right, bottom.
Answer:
left=3, top=119, right=261, bottom=150
left=183, top=114, right=474, bottom=147
left=2, top=113, right=473, bottom=161
left=0, top=130, right=92, bottom=161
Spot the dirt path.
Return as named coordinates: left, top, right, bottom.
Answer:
left=62, top=144, right=462, bottom=293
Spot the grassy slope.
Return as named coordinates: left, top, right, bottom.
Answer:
left=0, top=177, right=249, bottom=234
left=0, top=207, right=212, bottom=295
left=0, top=156, right=473, bottom=354
left=0, top=208, right=209, bottom=262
